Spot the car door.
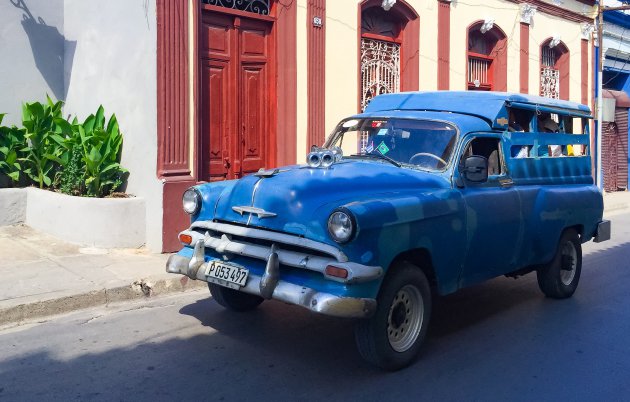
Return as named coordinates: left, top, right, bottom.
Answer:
left=456, top=134, right=525, bottom=287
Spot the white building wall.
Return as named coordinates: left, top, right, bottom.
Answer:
left=63, top=0, right=163, bottom=251
left=0, top=0, right=65, bottom=125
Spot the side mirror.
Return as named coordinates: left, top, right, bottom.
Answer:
left=462, top=156, right=488, bottom=183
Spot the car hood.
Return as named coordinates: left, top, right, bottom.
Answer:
left=196, top=160, right=450, bottom=241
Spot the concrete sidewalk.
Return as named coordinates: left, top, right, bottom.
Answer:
left=1, top=189, right=629, bottom=327
left=0, top=225, right=204, bottom=327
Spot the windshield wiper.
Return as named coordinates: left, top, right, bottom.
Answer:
left=349, top=153, right=401, bottom=167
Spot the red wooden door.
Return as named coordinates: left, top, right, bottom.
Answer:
left=201, top=12, right=272, bottom=181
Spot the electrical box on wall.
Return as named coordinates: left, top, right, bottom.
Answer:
left=602, top=97, right=616, bottom=122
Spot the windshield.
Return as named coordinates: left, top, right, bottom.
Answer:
left=324, top=118, right=458, bottom=171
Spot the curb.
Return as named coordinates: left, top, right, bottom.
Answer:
left=0, top=275, right=206, bottom=327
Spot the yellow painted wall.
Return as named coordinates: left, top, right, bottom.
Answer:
left=324, top=0, right=359, bottom=146
left=294, top=0, right=594, bottom=158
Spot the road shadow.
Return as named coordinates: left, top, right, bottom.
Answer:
left=0, top=242, right=628, bottom=401
left=10, top=0, right=76, bottom=101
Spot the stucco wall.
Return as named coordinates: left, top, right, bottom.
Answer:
left=0, top=0, right=65, bottom=125
left=63, top=0, right=163, bottom=251
left=306, top=0, right=594, bottom=148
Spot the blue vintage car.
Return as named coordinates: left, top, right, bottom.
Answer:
left=167, top=91, right=611, bottom=370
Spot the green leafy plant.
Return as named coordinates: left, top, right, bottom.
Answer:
left=1, top=98, right=128, bottom=196
left=57, top=144, right=84, bottom=195
left=19, top=96, right=67, bottom=188
left=0, top=114, right=27, bottom=186
left=78, top=106, right=128, bottom=197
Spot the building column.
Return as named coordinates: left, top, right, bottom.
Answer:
left=519, top=4, right=535, bottom=94
left=307, top=0, right=326, bottom=151
left=520, top=23, right=529, bottom=94
left=437, top=0, right=450, bottom=90
left=157, top=0, right=195, bottom=252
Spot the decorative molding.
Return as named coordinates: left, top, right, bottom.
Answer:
left=581, top=23, right=594, bottom=40
left=381, top=0, right=396, bottom=11
left=520, top=4, right=536, bottom=25
left=201, top=0, right=271, bottom=15
left=480, top=18, right=495, bottom=34
left=506, top=0, right=594, bottom=24
left=549, top=35, right=562, bottom=48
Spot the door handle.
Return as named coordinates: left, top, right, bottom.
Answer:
left=223, top=157, right=231, bottom=169
left=500, top=178, right=514, bottom=188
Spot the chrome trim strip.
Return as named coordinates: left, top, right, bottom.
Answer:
left=166, top=254, right=377, bottom=318
left=190, top=221, right=348, bottom=262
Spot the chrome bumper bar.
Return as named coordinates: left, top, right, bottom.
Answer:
left=166, top=253, right=377, bottom=319
left=181, top=223, right=383, bottom=284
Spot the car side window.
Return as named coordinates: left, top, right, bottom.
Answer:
left=461, top=137, right=503, bottom=176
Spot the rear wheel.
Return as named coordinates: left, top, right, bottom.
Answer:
left=208, top=283, right=264, bottom=312
left=537, top=229, right=582, bottom=299
left=354, top=262, right=432, bottom=371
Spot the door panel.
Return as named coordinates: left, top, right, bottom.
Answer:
left=457, top=136, right=524, bottom=286
left=203, top=61, right=230, bottom=181
left=200, top=11, right=272, bottom=181
left=240, top=64, right=266, bottom=175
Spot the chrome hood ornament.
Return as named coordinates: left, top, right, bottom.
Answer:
left=232, top=206, right=277, bottom=219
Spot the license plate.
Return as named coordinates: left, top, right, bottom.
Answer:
left=205, top=261, right=249, bottom=290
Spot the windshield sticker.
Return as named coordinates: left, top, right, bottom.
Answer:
left=377, top=128, right=388, bottom=136
left=376, top=141, right=390, bottom=155
left=342, top=119, right=359, bottom=128
left=365, top=141, right=374, bottom=153
left=371, top=120, right=386, bottom=128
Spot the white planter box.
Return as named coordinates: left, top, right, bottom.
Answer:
left=0, top=188, right=146, bottom=248
left=0, top=188, right=27, bottom=226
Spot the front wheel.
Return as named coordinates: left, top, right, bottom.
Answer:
left=208, top=283, right=264, bottom=312
left=537, top=229, right=582, bottom=299
left=354, top=262, right=432, bottom=371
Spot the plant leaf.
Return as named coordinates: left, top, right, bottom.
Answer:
left=95, top=105, right=105, bottom=129
left=83, top=114, right=95, bottom=134
left=27, top=102, right=44, bottom=120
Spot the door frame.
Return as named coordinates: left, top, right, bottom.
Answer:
left=195, top=3, right=277, bottom=182
left=157, top=0, right=296, bottom=252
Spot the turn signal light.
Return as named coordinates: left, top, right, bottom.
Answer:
left=325, top=265, right=348, bottom=279
left=179, top=233, right=193, bottom=245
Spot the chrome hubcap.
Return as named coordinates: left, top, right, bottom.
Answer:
left=559, top=241, right=577, bottom=286
left=387, top=285, right=424, bottom=352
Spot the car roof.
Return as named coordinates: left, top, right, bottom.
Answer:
left=363, top=91, right=592, bottom=130
left=351, top=110, right=492, bottom=133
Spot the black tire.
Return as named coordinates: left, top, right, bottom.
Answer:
left=208, top=283, right=264, bottom=312
left=537, top=229, right=582, bottom=299
left=354, top=262, right=432, bottom=371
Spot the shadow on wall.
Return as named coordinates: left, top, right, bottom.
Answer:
left=10, top=0, right=76, bottom=101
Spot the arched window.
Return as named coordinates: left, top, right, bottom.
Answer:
left=540, top=39, right=569, bottom=100
left=466, top=21, right=507, bottom=91
left=359, top=0, right=419, bottom=111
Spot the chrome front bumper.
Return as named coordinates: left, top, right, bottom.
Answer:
left=166, top=253, right=377, bottom=318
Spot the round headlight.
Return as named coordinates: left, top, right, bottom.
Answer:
left=327, top=210, right=355, bottom=243
left=182, top=188, right=201, bottom=215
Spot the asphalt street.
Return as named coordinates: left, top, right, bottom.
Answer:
left=0, top=213, right=629, bottom=401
